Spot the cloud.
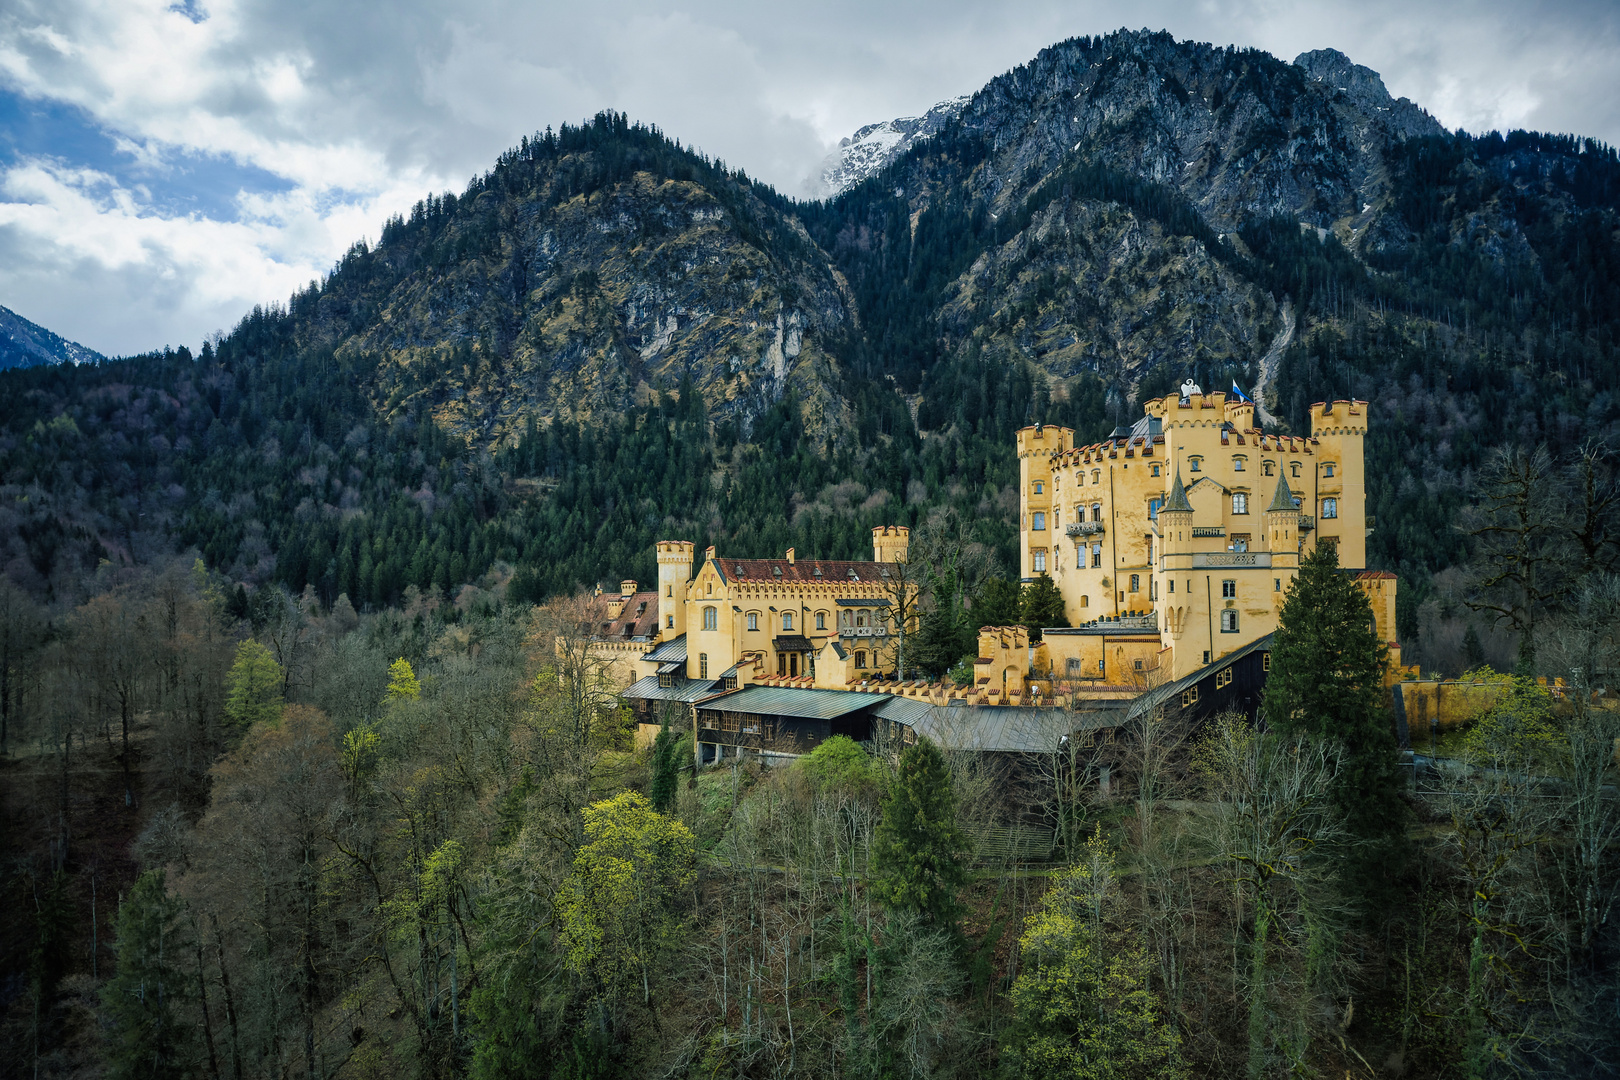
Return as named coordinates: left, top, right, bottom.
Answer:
left=0, top=0, right=1616, bottom=355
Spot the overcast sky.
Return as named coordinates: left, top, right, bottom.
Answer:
left=2, top=0, right=1617, bottom=358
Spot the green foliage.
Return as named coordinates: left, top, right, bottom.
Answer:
left=101, top=871, right=192, bottom=1080
left=1461, top=670, right=1558, bottom=770
left=1263, top=544, right=1403, bottom=864
left=1020, top=573, right=1069, bottom=639
left=647, top=716, right=680, bottom=813
left=1003, top=833, right=1186, bottom=1080
left=796, top=734, right=881, bottom=797
left=973, top=576, right=1023, bottom=628
left=873, top=737, right=971, bottom=929
left=555, top=791, right=696, bottom=1006
left=385, top=656, right=421, bottom=702
left=222, top=639, right=283, bottom=728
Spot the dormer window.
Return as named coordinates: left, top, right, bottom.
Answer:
left=813, top=566, right=822, bottom=577
left=736, top=564, right=745, bottom=576
left=773, top=566, right=782, bottom=578
left=847, top=569, right=859, bottom=581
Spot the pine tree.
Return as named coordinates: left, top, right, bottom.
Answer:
left=873, top=737, right=971, bottom=929
left=648, top=712, right=680, bottom=813
left=102, top=871, right=192, bottom=1080
left=1261, top=543, right=1403, bottom=882
left=972, top=576, right=1023, bottom=628
left=222, top=640, right=283, bottom=728
left=1020, top=574, right=1068, bottom=640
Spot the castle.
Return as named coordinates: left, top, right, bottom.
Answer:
left=605, top=387, right=1400, bottom=761
left=1017, top=387, right=1398, bottom=686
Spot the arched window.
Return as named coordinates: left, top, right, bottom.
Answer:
left=782, top=611, right=794, bottom=631
left=1222, top=580, right=1236, bottom=598
left=666, top=615, right=675, bottom=628
left=1033, top=480, right=1044, bottom=494
left=855, top=650, right=867, bottom=669
left=1151, top=463, right=1161, bottom=477
left=1220, top=609, right=1239, bottom=633
left=1234, top=456, right=1246, bottom=471
left=746, top=612, right=758, bottom=631
left=1148, top=497, right=1163, bottom=520
left=1091, top=469, right=1100, bottom=483
left=1321, top=498, right=1339, bottom=519
left=702, top=607, right=717, bottom=630
left=856, top=611, right=868, bottom=628
left=1129, top=574, right=1140, bottom=592
left=1263, top=460, right=1275, bottom=476
left=1189, top=456, right=1202, bottom=472
left=1091, top=502, right=1102, bottom=522
left=815, top=611, right=826, bottom=630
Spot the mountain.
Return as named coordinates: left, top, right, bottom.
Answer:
left=0, top=29, right=1616, bottom=629
left=818, top=95, right=971, bottom=196
left=0, top=304, right=104, bottom=369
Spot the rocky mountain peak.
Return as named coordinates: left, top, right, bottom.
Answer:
left=1293, top=47, right=1445, bottom=140
left=816, top=95, right=971, bottom=197
left=0, top=304, right=104, bottom=370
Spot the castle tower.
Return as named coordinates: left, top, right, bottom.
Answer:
left=1016, top=424, right=1074, bottom=580
left=873, top=526, right=911, bottom=564
left=656, top=541, right=694, bottom=638
left=1158, top=470, right=1194, bottom=558
left=1306, top=400, right=1369, bottom=568
left=1265, top=475, right=1301, bottom=604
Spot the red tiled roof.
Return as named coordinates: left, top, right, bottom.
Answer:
left=714, top=557, right=898, bottom=585
left=592, top=590, right=660, bottom=639
left=1354, top=570, right=1397, bottom=580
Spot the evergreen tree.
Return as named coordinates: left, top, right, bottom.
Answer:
left=648, top=711, right=680, bottom=813
left=1462, top=623, right=1486, bottom=671
left=873, top=737, right=971, bottom=929
left=1020, top=573, right=1068, bottom=640
left=1261, top=544, right=1403, bottom=882
left=102, top=871, right=192, bottom=1080
left=913, top=603, right=975, bottom=678
left=222, top=640, right=283, bottom=728
left=972, top=576, right=1023, bottom=629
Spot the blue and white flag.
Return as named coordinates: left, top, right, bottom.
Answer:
left=1230, top=381, right=1253, bottom=404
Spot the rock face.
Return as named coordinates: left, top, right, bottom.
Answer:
left=818, top=96, right=971, bottom=196
left=0, top=305, right=103, bottom=370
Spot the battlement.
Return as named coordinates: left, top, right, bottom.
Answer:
left=1015, top=424, right=1074, bottom=457
left=872, top=525, right=911, bottom=563
left=656, top=540, right=695, bottom=562
left=1309, top=400, right=1368, bottom=436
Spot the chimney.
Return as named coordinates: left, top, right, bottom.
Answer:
left=620, top=579, right=637, bottom=597
left=786, top=548, right=796, bottom=565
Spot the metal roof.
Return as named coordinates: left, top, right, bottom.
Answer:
left=640, top=634, right=687, bottom=663
left=878, top=700, right=1128, bottom=754
left=835, top=597, right=891, bottom=606
left=774, top=634, right=815, bottom=651
left=1126, top=633, right=1274, bottom=721
left=655, top=661, right=683, bottom=675
left=694, top=686, right=893, bottom=720
left=621, top=675, right=724, bottom=704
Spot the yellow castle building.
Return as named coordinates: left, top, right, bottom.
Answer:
left=1017, top=386, right=1399, bottom=686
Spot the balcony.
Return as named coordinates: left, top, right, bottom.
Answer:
left=1298, top=514, right=1315, bottom=532
left=1065, top=521, right=1105, bottom=536
left=839, top=626, right=889, bottom=638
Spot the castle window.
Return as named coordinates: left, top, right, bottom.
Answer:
left=1129, top=574, right=1140, bottom=592
left=1092, top=469, right=1100, bottom=483
left=1080, top=595, right=1089, bottom=607
left=700, top=653, right=708, bottom=678
left=1275, top=578, right=1281, bottom=592
left=1321, top=497, right=1338, bottom=519
left=1033, top=550, right=1047, bottom=573
left=1091, top=543, right=1103, bottom=568
left=747, top=612, right=758, bottom=631
left=1263, top=461, right=1275, bottom=477
left=1221, top=609, right=1239, bottom=633
left=856, top=611, right=868, bottom=627
left=1231, top=533, right=1250, bottom=552
left=815, top=611, right=826, bottom=630
left=1091, top=503, right=1102, bottom=522
left=1152, top=464, right=1161, bottom=477
left=1222, top=579, right=1236, bottom=598
left=666, top=584, right=673, bottom=597
left=1034, top=481, right=1044, bottom=494
left=1263, top=652, right=1272, bottom=671
left=1182, top=686, right=1199, bottom=707
left=1234, top=456, right=1246, bottom=471
left=1232, top=493, right=1249, bottom=515
left=1032, top=511, right=1046, bottom=531
left=667, top=615, right=675, bottom=628
left=1134, top=658, right=1145, bottom=671
left=855, top=650, right=867, bottom=669
left=1148, top=497, right=1162, bottom=520
left=1291, top=462, right=1301, bottom=478
left=1323, top=463, right=1335, bottom=478
left=1216, top=667, right=1232, bottom=689
left=1168, top=579, right=1174, bottom=593
left=783, top=612, right=794, bottom=631
left=1189, top=457, right=1202, bottom=472
left=702, top=607, right=717, bottom=631
left=706, top=581, right=713, bottom=595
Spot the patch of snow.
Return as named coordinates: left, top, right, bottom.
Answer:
left=816, top=95, right=971, bottom=197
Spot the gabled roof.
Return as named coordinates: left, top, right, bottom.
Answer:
left=621, top=675, right=725, bottom=705
left=1126, top=633, right=1275, bottom=722
left=589, top=590, right=660, bottom=641
left=1265, top=473, right=1296, bottom=513
left=1164, top=471, right=1194, bottom=513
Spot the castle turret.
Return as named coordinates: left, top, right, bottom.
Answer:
left=1307, top=400, right=1369, bottom=568
left=656, top=541, right=694, bottom=639
left=1158, top=470, right=1194, bottom=557
left=1016, top=424, right=1074, bottom=580
left=873, top=526, right=910, bottom=564
left=1265, top=474, right=1301, bottom=582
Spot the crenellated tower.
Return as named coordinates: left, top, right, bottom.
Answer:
left=656, top=541, right=694, bottom=639
left=1016, top=424, right=1074, bottom=580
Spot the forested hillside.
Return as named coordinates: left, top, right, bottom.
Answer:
left=2, top=26, right=1620, bottom=1080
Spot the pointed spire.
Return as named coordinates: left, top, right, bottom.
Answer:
left=1164, top=470, right=1193, bottom=513
left=1266, top=472, right=1296, bottom=513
